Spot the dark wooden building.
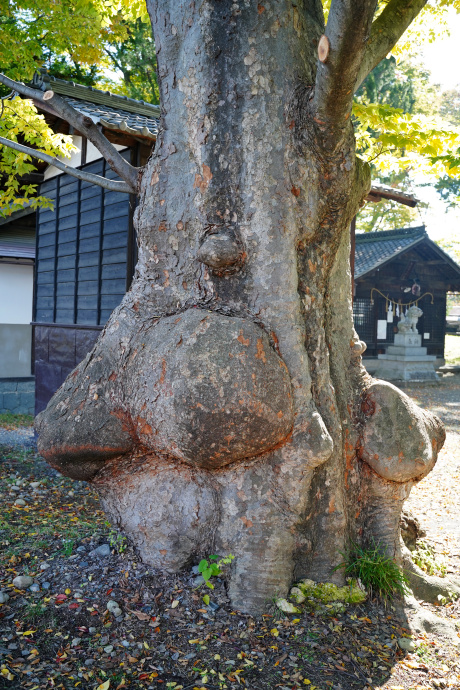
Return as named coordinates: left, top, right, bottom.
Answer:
left=26, top=71, right=158, bottom=414
left=353, top=226, right=460, bottom=369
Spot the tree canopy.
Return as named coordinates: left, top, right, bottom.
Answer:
left=1, top=0, right=460, bottom=218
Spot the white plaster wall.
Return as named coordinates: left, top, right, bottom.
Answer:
left=44, top=136, right=82, bottom=180
left=0, top=264, right=34, bottom=324
left=44, top=134, right=128, bottom=178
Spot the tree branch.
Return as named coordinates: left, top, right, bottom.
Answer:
left=0, top=72, right=139, bottom=193
left=355, top=0, right=429, bottom=91
left=312, top=0, right=379, bottom=146
left=0, top=135, right=132, bottom=193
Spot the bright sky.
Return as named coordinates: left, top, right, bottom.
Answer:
left=414, top=10, right=460, bottom=244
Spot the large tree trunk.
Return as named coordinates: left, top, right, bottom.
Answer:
left=36, top=0, right=444, bottom=613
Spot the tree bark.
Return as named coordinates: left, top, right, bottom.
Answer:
left=36, top=0, right=444, bottom=613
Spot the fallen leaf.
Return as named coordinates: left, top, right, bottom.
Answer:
left=96, top=681, right=110, bottom=690
left=128, top=609, right=150, bottom=621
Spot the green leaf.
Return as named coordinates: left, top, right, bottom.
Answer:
left=197, top=559, right=208, bottom=573
left=203, top=594, right=210, bottom=605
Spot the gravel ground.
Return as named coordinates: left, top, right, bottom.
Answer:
left=405, top=373, right=460, bottom=561
left=0, top=426, right=36, bottom=449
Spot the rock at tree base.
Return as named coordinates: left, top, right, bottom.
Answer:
left=12, top=575, right=33, bottom=589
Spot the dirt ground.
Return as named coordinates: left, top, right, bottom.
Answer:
left=0, top=375, right=459, bottom=690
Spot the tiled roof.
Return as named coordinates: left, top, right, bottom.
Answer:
left=30, top=70, right=159, bottom=140
left=355, top=226, right=427, bottom=278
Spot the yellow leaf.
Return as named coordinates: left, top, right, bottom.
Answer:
left=22, top=630, right=36, bottom=636
left=97, top=681, right=110, bottom=690
left=171, top=599, right=179, bottom=608
left=271, top=628, right=279, bottom=637
left=65, top=589, right=71, bottom=595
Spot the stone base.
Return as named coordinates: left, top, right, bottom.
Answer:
left=394, top=333, right=422, bottom=347
left=375, top=359, right=439, bottom=383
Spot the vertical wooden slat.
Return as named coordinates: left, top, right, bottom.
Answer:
left=53, top=176, right=60, bottom=323
left=97, top=161, right=105, bottom=325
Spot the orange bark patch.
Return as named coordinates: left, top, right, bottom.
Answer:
left=291, top=185, right=300, bottom=197
left=328, top=496, right=335, bottom=514
left=158, top=222, right=167, bottom=232
left=344, top=439, right=355, bottom=490
left=163, top=270, right=170, bottom=287
left=361, top=395, right=376, bottom=417
left=150, top=171, right=159, bottom=185
left=159, top=358, right=167, bottom=385
left=308, top=259, right=316, bottom=274
left=255, top=338, right=267, bottom=364
left=109, top=372, right=117, bottom=382
left=241, top=516, right=253, bottom=528
left=194, top=164, right=213, bottom=193
left=237, top=330, right=250, bottom=346
left=159, top=549, right=167, bottom=555
left=257, top=3, right=265, bottom=13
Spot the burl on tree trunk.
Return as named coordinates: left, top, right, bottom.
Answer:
left=36, top=1, right=444, bottom=613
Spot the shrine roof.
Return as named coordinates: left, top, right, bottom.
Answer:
left=355, top=225, right=460, bottom=286
left=355, top=226, right=428, bottom=278
left=28, top=70, right=159, bottom=141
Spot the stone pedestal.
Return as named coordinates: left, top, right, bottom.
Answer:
left=375, top=333, right=439, bottom=383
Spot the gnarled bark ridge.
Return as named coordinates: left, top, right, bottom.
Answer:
left=36, top=0, right=444, bottom=613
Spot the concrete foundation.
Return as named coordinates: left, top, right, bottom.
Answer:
left=0, top=378, right=35, bottom=415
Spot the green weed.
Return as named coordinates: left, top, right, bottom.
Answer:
left=334, top=539, right=409, bottom=601
left=197, top=553, right=234, bottom=590
left=23, top=602, right=47, bottom=620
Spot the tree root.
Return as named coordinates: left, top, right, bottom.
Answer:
left=395, top=593, right=460, bottom=645
left=401, top=544, right=460, bottom=604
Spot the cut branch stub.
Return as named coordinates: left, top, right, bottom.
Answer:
left=318, top=35, right=330, bottom=63
left=197, top=232, right=243, bottom=271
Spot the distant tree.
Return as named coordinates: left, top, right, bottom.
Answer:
left=101, top=18, right=159, bottom=102
left=355, top=58, right=436, bottom=232
left=433, top=89, right=460, bottom=208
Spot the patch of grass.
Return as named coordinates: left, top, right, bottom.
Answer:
left=0, top=413, right=34, bottom=429
left=334, top=540, right=409, bottom=601
left=412, top=540, right=447, bottom=577
left=23, top=602, right=48, bottom=621
left=445, top=334, right=460, bottom=366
